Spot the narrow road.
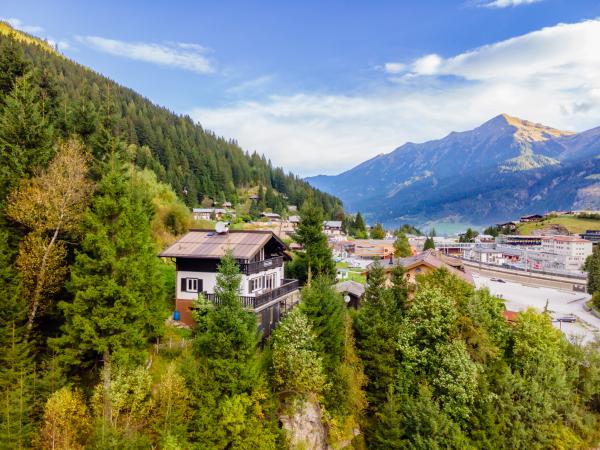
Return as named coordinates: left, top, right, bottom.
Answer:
left=473, top=274, right=599, bottom=344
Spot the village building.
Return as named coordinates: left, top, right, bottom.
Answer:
left=464, top=247, right=505, bottom=265
left=367, top=249, right=474, bottom=286
left=160, top=229, right=299, bottom=336
left=580, top=230, right=600, bottom=244
left=323, top=220, right=343, bottom=236
left=540, top=235, right=592, bottom=271
left=520, top=214, right=544, bottom=223
left=333, top=238, right=396, bottom=259
left=287, top=205, right=298, bottom=212
left=334, top=280, right=365, bottom=308
left=192, top=208, right=228, bottom=221
left=495, top=221, right=518, bottom=233
left=261, top=212, right=281, bottom=221
left=496, top=235, right=543, bottom=246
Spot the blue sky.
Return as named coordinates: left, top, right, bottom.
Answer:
left=2, top=0, right=600, bottom=175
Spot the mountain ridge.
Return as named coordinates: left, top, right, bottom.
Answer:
left=307, top=114, right=600, bottom=226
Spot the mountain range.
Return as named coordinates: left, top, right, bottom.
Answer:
left=306, top=114, right=600, bottom=227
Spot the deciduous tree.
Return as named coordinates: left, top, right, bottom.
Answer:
left=8, top=138, right=93, bottom=330
left=37, top=387, right=91, bottom=450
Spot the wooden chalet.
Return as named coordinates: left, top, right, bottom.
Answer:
left=160, top=229, right=299, bottom=336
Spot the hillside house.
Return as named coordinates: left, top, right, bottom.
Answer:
left=192, top=208, right=228, bottom=221
left=520, top=214, right=544, bottom=223
left=367, top=249, right=474, bottom=286
left=495, top=222, right=518, bottom=233
left=160, top=229, right=299, bottom=336
left=261, top=212, right=281, bottom=221
left=580, top=230, right=600, bottom=243
left=323, top=220, right=343, bottom=236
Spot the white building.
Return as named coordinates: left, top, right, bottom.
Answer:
left=465, top=247, right=505, bottom=265
left=192, top=208, right=228, bottom=221
left=540, top=235, right=592, bottom=271
left=160, top=229, right=299, bottom=336
left=323, top=220, right=343, bottom=236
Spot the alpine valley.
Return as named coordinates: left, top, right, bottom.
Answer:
left=307, top=114, right=600, bottom=227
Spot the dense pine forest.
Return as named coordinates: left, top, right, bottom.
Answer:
left=1, top=23, right=600, bottom=450
left=0, top=24, right=342, bottom=216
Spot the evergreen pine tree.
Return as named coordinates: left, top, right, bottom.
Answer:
left=354, top=212, right=367, bottom=238
left=292, top=197, right=335, bottom=283
left=0, top=322, right=34, bottom=448
left=354, top=277, right=402, bottom=426
left=424, top=236, right=436, bottom=250
left=390, top=264, right=409, bottom=310
left=370, top=223, right=386, bottom=239
left=365, top=262, right=386, bottom=305
left=52, top=154, right=166, bottom=371
left=300, top=278, right=345, bottom=373
left=393, top=231, right=412, bottom=258
left=0, top=36, right=29, bottom=97
left=186, top=252, right=279, bottom=448
left=192, top=251, right=261, bottom=394
left=0, top=74, right=54, bottom=201
left=585, top=245, right=600, bottom=294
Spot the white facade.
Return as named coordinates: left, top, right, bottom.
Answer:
left=541, top=236, right=592, bottom=271
left=465, top=247, right=505, bottom=265
left=177, top=266, right=285, bottom=300
left=323, top=221, right=343, bottom=236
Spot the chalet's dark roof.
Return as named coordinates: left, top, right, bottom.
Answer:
left=160, top=230, right=286, bottom=260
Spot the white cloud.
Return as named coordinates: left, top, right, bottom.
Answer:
left=191, top=19, right=600, bottom=177
left=1, top=17, right=44, bottom=34
left=226, top=75, right=275, bottom=95
left=383, top=62, right=406, bottom=74
left=479, top=0, right=543, bottom=8
left=77, top=36, right=215, bottom=74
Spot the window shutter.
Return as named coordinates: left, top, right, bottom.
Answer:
left=181, top=278, right=187, bottom=292
left=198, top=279, right=203, bottom=293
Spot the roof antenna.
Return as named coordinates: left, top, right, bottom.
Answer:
left=215, top=221, right=230, bottom=234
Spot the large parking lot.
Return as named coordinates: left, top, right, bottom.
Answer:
left=473, top=274, right=599, bottom=344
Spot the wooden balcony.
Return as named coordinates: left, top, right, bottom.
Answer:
left=238, top=256, right=284, bottom=275
left=204, top=278, right=299, bottom=310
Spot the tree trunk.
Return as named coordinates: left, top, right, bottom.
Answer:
left=103, top=350, right=112, bottom=425
left=27, top=227, right=60, bottom=331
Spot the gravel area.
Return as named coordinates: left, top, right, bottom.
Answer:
left=473, top=273, right=599, bottom=345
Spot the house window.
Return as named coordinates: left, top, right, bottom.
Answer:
left=181, top=277, right=202, bottom=293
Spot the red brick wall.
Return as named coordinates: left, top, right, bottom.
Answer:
left=175, top=299, right=195, bottom=327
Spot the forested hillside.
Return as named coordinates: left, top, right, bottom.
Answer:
left=0, top=23, right=342, bottom=216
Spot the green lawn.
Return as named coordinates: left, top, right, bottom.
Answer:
left=336, top=261, right=366, bottom=284
left=517, top=215, right=600, bottom=235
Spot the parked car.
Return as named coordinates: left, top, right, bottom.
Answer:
left=555, top=315, right=577, bottom=323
